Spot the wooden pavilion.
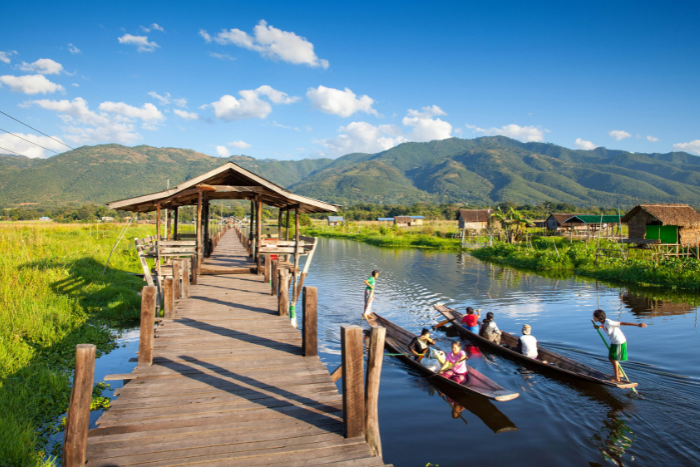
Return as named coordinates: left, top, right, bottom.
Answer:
left=108, top=161, right=340, bottom=274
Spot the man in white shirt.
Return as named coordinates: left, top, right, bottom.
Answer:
left=592, top=309, right=647, bottom=382
left=517, top=324, right=538, bottom=359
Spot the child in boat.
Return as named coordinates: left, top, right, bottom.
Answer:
left=461, top=307, right=481, bottom=333
left=440, top=340, right=468, bottom=384
left=517, top=324, right=538, bottom=359
left=362, top=270, right=379, bottom=319
left=409, top=328, right=435, bottom=362
left=592, top=309, right=647, bottom=382
left=479, top=312, right=502, bottom=344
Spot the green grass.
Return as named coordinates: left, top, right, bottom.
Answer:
left=0, top=223, right=155, bottom=466
left=303, top=224, right=463, bottom=250
left=471, top=237, right=700, bottom=291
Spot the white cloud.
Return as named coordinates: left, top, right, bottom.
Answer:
left=172, top=98, right=187, bottom=108
left=403, top=106, right=452, bottom=141
left=118, top=34, right=159, bottom=52
left=19, top=58, right=64, bottom=75
left=574, top=138, right=597, bottom=150
left=315, top=121, right=408, bottom=156
left=202, top=20, right=328, bottom=68
left=209, top=52, right=235, bottom=61
left=0, top=51, right=18, bottom=64
left=209, top=85, right=299, bottom=121
left=673, top=140, right=700, bottom=155
left=71, top=83, right=79, bottom=87
left=466, top=123, right=546, bottom=142
left=0, top=132, right=66, bottom=158
left=68, top=43, right=81, bottom=54
left=609, top=130, right=631, bottom=141
left=148, top=91, right=171, bottom=105
left=0, top=74, right=65, bottom=94
left=199, top=29, right=212, bottom=42
left=174, top=109, right=198, bottom=120
left=228, top=140, right=251, bottom=149
left=215, top=145, right=230, bottom=157
left=273, top=121, right=300, bottom=131
left=32, top=97, right=165, bottom=144
left=141, top=23, right=164, bottom=33
left=647, top=135, right=659, bottom=142
left=306, top=86, right=378, bottom=117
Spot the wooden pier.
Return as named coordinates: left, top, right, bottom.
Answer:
left=77, top=231, right=390, bottom=467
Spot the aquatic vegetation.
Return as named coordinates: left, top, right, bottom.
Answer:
left=0, top=223, right=153, bottom=466
left=303, top=225, right=463, bottom=250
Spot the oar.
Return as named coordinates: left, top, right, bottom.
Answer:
left=592, top=322, right=638, bottom=394
left=433, top=319, right=452, bottom=329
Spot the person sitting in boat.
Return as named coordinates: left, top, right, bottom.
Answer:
left=479, top=312, right=502, bottom=344
left=409, top=328, right=435, bottom=362
left=461, top=307, right=481, bottom=333
left=517, top=324, right=538, bottom=359
left=440, top=340, right=468, bottom=384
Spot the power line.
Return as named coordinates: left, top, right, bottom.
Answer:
left=0, top=128, right=60, bottom=155
left=0, top=110, right=75, bottom=150
left=0, top=145, right=24, bottom=157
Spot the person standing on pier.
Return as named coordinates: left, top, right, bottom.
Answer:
left=363, top=270, right=380, bottom=319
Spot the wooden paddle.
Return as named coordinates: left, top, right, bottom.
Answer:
left=592, top=320, right=638, bottom=394
left=433, top=318, right=453, bottom=329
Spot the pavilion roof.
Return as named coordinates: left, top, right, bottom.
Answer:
left=107, top=161, right=340, bottom=214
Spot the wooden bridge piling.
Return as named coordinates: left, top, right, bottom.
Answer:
left=137, top=286, right=157, bottom=367
left=341, top=325, right=365, bottom=439
left=63, top=344, right=96, bottom=467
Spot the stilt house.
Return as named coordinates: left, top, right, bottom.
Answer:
left=621, top=204, right=700, bottom=246
left=456, top=209, right=493, bottom=231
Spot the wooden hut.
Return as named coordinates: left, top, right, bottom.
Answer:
left=456, top=209, right=493, bottom=231
left=545, top=213, right=591, bottom=231
left=393, top=216, right=424, bottom=227
left=621, top=204, right=700, bottom=246
left=327, top=216, right=344, bottom=226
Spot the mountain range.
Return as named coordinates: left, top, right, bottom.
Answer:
left=2, top=136, right=700, bottom=208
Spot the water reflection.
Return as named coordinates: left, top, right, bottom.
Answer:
left=622, top=291, right=695, bottom=317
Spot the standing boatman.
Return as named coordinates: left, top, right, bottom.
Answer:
left=363, top=270, right=380, bottom=319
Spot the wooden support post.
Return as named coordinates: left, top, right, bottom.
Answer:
left=278, top=208, right=283, bottom=240
left=156, top=204, right=161, bottom=240
left=203, top=199, right=211, bottom=257
left=62, top=344, right=96, bottom=467
left=138, top=286, right=157, bottom=366
left=190, top=255, right=198, bottom=286
left=182, top=258, right=190, bottom=298
left=164, top=278, right=174, bottom=318
left=271, top=260, right=278, bottom=296
left=250, top=199, right=255, bottom=258
left=286, top=209, right=290, bottom=241
left=341, top=325, right=365, bottom=439
left=302, top=286, right=318, bottom=357
left=291, top=208, right=301, bottom=323
left=173, top=206, right=179, bottom=240
left=365, top=326, right=386, bottom=457
left=278, top=268, right=289, bottom=317
left=172, top=260, right=181, bottom=300
left=196, top=191, right=203, bottom=264
left=256, top=196, right=263, bottom=274
left=264, top=255, right=270, bottom=283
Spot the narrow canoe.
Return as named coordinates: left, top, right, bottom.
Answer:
left=433, top=305, right=638, bottom=389
left=365, top=313, right=519, bottom=402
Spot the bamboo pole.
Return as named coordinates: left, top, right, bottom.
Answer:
left=62, top=344, right=95, bottom=467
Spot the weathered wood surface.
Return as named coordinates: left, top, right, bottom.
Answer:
left=88, top=231, right=389, bottom=466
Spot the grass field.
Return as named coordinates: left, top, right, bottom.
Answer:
left=0, top=222, right=154, bottom=466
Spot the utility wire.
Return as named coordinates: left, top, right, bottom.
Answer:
left=0, top=145, right=23, bottom=157
left=0, top=128, right=60, bottom=155
left=0, top=110, right=74, bottom=150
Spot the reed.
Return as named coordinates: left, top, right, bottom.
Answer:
left=0, top=222, right=154, bottom=466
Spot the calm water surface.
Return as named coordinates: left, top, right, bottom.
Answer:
left=303, top=238, right=700, bottom=467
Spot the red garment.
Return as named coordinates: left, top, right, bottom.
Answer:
left=462, top=314, right=479, bottom=327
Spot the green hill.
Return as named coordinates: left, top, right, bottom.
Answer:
left=1, top=137, right=699, bottom=208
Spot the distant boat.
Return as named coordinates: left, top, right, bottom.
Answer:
left=434, top=305, right=638, bottom=389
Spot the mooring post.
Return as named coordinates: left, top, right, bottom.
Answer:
left=182, top=258, right=190, bottom=298
left=172, top=260, right=181, bottom=300
left=190, top=255, right=198, bottom=286
left=302, top=286, right=318, bottom=357
left=62, top=344, right=96, bottom=467
left=270, top=260, right=278, bottom=296
left=278, top=268, right=289, bottom=317
left=365, top=325, right=386, bottom=457
left=264, top=255, right=270, bottom=284
left=341, top=325, right=365, bottom=438
left=138, top=286, right=157, bottom=366
left=164, top=278, right=174, bottom=318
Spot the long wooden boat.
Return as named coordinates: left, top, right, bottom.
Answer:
left=433, top=305, right=638, bottom=389
left=365, top=313, right=519, bottom=402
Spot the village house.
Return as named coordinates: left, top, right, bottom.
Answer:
left=545, top=213, right=591, bottom=231
left=456, top=209, right=493, bottom=231
left=327, top=216, right=344, bottom=226
left=621, top=204, right=700, bottom=246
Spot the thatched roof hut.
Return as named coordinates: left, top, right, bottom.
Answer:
left=621, top=204, right=700, bottom=245
left=456, top=209, right=493, bottom=230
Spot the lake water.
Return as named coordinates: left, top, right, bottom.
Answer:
left=302, top=238, right=700, bottom=467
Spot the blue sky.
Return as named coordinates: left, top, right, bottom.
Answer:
left=1, top=0, right=699, bottom=160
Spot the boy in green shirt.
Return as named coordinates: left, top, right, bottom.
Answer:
left=363, top=270, right=380, bottom=319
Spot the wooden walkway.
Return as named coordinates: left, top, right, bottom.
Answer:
left=86, top=232, right=390, bottom=467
